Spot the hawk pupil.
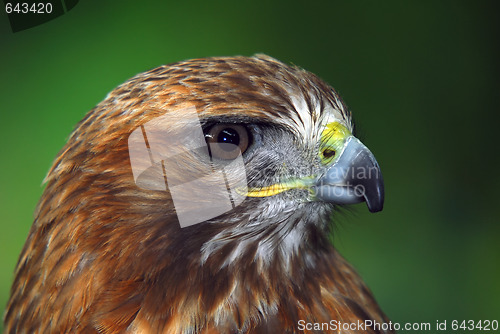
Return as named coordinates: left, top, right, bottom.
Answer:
left=218, top=128, right=240, bottom=150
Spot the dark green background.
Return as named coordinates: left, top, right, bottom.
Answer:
left=1, top=1, right=499, bottom=332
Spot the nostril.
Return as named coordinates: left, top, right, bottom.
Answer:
left=322, top=149, right=336, bottom=159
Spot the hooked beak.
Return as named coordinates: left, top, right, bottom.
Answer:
left=313, top=136, right=384, bottom=212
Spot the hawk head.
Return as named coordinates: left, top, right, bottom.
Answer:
left=5, top=55, right=388, bottom=333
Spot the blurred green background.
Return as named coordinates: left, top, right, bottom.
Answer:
left=1, top=1, right=498, bottom=332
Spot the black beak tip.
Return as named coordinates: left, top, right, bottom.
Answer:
left=367, top=199, right=384, bottom=213
left=364, top=181, right=384, bottom=213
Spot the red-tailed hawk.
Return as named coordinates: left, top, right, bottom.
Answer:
left=5, top=55, right=389, bottom=333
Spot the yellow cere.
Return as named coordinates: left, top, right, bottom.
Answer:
left=245, top=122, right=351, bottom=198
left=319, top=121, right=351, bottom=165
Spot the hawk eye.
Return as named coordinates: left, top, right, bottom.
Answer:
left=205, top=124, right=250, bottom=160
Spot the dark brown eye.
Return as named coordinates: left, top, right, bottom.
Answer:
left=205, top=124, right=250, bottom=160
